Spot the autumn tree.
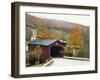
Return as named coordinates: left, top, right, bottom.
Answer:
left=68, top=25, right=83, bottom=47
left=67, top=25, right=83, bottom=56
left=36, top=25, right=50, bottom=39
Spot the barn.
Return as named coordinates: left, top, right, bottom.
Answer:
left=28, top=39, right=67, bottom=62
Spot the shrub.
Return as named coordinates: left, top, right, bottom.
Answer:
left=64, top=52, right=73, bottom=57
left=76, top=48, right=89, bottom=58
left=64, top=45, right=73, bottom=57
left=26, top=46, right=43, bottom=66
left=26, top=51, right=36, bottom=66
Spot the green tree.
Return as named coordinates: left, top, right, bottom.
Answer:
left=26, top=27, right=33, bottom=42
left=64, top=45, right=73, bottom=57
left=80, top=27, right=89, bottom=58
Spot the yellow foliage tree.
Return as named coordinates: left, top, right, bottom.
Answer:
left=36, top=26, right=50, bottom=39
left=68, top=25, right=82, bottom=48
left=67, top=25, right=83, bottom=56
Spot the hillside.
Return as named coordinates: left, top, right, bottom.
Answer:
left=26, top=14, right=89, bottom=32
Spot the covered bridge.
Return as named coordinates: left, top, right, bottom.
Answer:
left=28, top=39, right=67, bottom=62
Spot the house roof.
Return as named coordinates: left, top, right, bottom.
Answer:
left=29, top=39, right=67, bottom=46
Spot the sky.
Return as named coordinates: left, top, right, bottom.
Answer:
left=27, top=12, right=90, bottom=26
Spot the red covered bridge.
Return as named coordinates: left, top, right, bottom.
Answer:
left=28, top=40, right=67, bottom=62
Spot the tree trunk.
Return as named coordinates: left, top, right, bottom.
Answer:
left=73, top=48, right=78, bottom=57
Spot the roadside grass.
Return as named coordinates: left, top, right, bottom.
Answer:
left=30, top=63, right=45, bottom=67
left=29, top=59, right=54, bottom=67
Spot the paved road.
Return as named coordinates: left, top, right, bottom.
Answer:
left=51, top=58, right=89, bottom=67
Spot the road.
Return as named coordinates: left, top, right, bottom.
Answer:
left=51, top=58, right=89, bottom=66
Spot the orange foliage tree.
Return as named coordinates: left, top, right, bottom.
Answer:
left=36, top=26, right=50, bottom=39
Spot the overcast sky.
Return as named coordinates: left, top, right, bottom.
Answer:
left=27, top=12, right=90, bottom=26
